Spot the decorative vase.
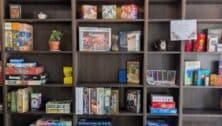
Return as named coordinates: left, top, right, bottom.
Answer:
left=111, top=35, right=119, bottom=51
left=49, top=41, right=60, bottom=51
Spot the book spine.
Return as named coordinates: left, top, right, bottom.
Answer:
left=9, top=58, right=24, bottom=63
left=151, top=95, right=174, bottom=102
left=150, top=108, right=177, bottom=114
left=5, top=73, right=47, bottom=80
left=90, top=88, right=97, bottom=114
left=136, top=90, right=141, bottom=113
left=7, top=62, right=37, bottom=68
left=83, top=88, right=89, bottom=114
left=76, top=87, right=83, bottom=115
left=5, top=67, right=44, bottom=75
left=111, top=89, right=119, bottom=114
left=4, top=22, right=13, bottom=51
left=104, top=88, right=111, bottom=114
left=151, top=102, right=176, bottom=109
left=10, top=91, right=17, bottom=112
left=97, top=88, right=104, bottom=115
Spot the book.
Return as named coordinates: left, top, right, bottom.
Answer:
left=111, top=89, right=119, bottom=114
left=127, top=61, right=140, bottom=84
left=6, top=62, right=37, bottom=68
left=17, top=88, right=32, bottom=113
left=150, top=108, right=177, bottom=114
left=5, top=67, right=44, bottom=75
left=151, top=95, right=174, bottom=103
left=31, top=93, right=42, bottom=111
left=97, top=88, right=104, bottom=115
left=184, top=61, right=200, bottom=85
left=76, top=87, right=84, bottom=115
left=127, top=31, right=141, bottom=51
left=126, top=89, right=141, bottom=113
left=9, top=58, right=24, bottom=63
left=218, top=60, right=222, bottom=75
left=5, top=73, right=47, bottom=80
left=18, top=23, right=33, bottom=51
left=10, top=91, right=17, bottom=112
left=4, top=22, right=13, bottom=51
left=83, top=88, right=90, bottom=114
left=194, top=69, right=210, bottom=86
left=151, top=102, right=176, bottom=109
left=5, top=79, right=47, bottom=85
left=90, top=88, right=97, bottom=114
left=104, top=88, right=111, bottom=114
left=12, top=22, right=21, bottom=51
left=46, top=100, right=71, bottom=114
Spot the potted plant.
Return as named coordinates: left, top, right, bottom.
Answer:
left=49, top=30, right=63, bottom=51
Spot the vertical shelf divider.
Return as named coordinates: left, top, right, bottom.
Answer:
left=180, top=0, right=186, bottom=126
left=144, top=0, right=149, bottom=126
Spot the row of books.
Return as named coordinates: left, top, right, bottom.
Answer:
left=5, top=58, right=47, bottom=85
left=30, top=118, right=72, bottom=126
left=76, top=87, right=141, bottom=115
left=4, top=22, right=33, bottom=51
left=76, top=87, right=119, bottom=115
left=184, top=60, right=222, bottom=86
left=150, top=95, right=177, bottom=115
left=8, top=87, right=32, bottom=113
left=77, top=119, right=112, bottom=126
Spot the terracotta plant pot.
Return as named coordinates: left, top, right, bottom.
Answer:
left=49, top=41, right=60, bottom=51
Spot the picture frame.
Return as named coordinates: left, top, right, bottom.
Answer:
left=79, top=27, right=112, bottom=51
left=9, top=4, right=22, bottom=19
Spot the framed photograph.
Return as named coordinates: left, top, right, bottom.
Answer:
left=79, top=27, right=111, bottom=51
left=10, top=4, right=22, bottom=19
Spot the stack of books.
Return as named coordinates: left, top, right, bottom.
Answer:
left=5, top=58, right=47, bottom=85
left=77, top=119, right=112, bottom=126
left=76, top=87, right=119, bottom=115
left=30, top=118, right=72, bottom=126
left=150, top=95, right=177, bottom=115
left=8, top=87, right=32, bottom=113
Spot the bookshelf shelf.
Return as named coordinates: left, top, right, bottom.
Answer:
left=9, top=111, right=73, bottom=116
left=77, top=112, right=144, bottom=117
left=183, top=86, right=222, bottom=89
left=6, top=51, right=73, bottom=54
left=183, top=109, right=222, bottom=118
left=77, top=19, right=145, bottom=23
left=77, top=83, right=144, bottom=88
left=146, top=85, right=180, bottom=88
left=185, top=52, right=222, bottom=55
left=4, top=19, right=72, bottom=23
left=78, top=51, right=144, bottom=55
left=147, top=51, right=181, bottom=54
left=6, top=84, right=73, bottom=88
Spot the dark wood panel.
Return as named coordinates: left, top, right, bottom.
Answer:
left=183, top=117, right=222, bottom=126
left=183, top=89, right=222, bottom=109
left=186, top=4, right=222, bottom=19
left=149, top=3, right=181, bottom=19
left=32, top=23, right=72, bottom=51
left=78, top=54, right=143, bottom=83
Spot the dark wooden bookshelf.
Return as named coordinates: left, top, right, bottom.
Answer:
left=0, top=0, right=221, bottom=126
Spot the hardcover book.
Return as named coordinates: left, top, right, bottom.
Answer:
left=126, top=90, right=141, bottom=113
left=90, top=88, right=97, bottom=114
left=127, top=61, right=140, bottom=84
left=104, top=88, right=111, bottom=114
left=111, top=89, right=119, bottom=114
left=83, top=88, right=90, bottom=114
left=184, top=61, right=200, bottom=85
left=76, top=87, right=84, bottom=115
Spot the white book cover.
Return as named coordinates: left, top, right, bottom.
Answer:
left=76, top=87, right=83, bottom=115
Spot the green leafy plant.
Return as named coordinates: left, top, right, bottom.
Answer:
left=49, top=30, right=63, bottom=42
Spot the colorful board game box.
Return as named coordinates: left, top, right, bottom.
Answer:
left=102, top=5, right=117, bottom=19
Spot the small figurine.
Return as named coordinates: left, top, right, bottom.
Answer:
left=38, top=12, right=47, bottom=19
left=153, top=40, right=167, bottom=51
